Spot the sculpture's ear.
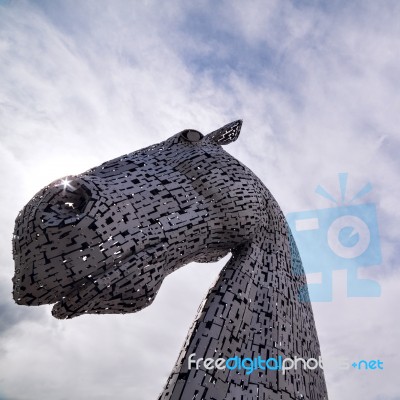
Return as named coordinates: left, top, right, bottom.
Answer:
left=206, top=120, right=243, bottom=145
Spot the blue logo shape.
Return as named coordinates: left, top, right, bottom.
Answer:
left=339, top=226, right=359, bottom=247
left=287, top=173, right=381, bottom=302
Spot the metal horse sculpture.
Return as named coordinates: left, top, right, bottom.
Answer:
left=12, top=121, right=328, bottom=399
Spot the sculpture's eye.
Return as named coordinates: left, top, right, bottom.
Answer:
left=180, top=129, right=204, bottom=143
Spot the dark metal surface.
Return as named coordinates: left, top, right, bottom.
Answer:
left=12, top=120, right=328, bottom=399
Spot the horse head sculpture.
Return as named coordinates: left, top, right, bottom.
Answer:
left=12, top=120, right=328, bottom=399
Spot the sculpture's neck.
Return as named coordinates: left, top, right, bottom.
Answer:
left=159, top=197, right=328, bottom=400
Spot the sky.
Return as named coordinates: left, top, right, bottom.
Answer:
left=0, top=1, right=399, bottom=399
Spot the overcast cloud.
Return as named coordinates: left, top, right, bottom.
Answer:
left=0, top=1, right=399, bottom=399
